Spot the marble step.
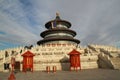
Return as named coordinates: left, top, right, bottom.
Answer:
left=110, top=58, right=120, bottom=69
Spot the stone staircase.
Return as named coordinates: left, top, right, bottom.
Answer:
left=0, top=57, right=11, bottom=71
left=111, top=58, right=120, bottom=70
left=0, top=59, right=4, bottom=71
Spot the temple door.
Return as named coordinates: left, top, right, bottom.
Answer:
left=14, top=61, right=20, bottom=71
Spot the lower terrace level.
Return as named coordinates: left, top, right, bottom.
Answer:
left=1, top=69, right=120, bottom=80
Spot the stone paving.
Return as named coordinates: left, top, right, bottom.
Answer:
left=0, top=69, right=120, bottom=80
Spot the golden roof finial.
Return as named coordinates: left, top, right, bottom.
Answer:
left=55, top=12, right=61, bottom=20
left=56, top=12, right=59, bottom=16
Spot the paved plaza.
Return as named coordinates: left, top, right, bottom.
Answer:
left=0, top=69, right=120, bottom=80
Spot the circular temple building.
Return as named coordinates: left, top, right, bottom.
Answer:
left=37, top=13, right=80, bottom=46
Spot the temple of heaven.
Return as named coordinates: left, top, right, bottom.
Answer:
left=37, top=13, right=80, bottom=46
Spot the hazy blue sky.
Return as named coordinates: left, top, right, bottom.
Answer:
left=0, top=0, right=120, bottom=50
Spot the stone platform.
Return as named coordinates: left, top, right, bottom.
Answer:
left=1, top=69, right=120, bottom=80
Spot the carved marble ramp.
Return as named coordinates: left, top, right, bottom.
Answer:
left=111, top=58, right=120, bottom=70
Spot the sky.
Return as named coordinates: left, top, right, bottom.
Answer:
left=0, top=0, right=120, bottom=50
